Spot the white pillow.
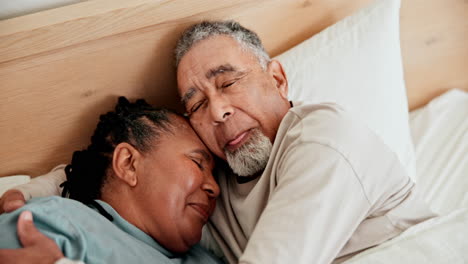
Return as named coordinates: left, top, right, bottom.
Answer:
left=275, top=0, right=416, bottom=180
left=0, top=0, right=81, bottom=20
left=0, top=175, right=31, bottom=197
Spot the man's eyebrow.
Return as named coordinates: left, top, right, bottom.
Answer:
left=180, top=64, right=237, bottom=105
left=180, top=87, right=197, bottom=106
left=206, top=64, right=237, bottom=79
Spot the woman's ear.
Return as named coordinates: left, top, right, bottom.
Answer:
left=267, top=59, right=288, bottom=100
left=112, top=143, right=140, bottom=187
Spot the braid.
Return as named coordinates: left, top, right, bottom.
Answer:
left=61, top=96, right=175, bottom=218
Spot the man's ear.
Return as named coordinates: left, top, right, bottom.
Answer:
left=112, top=143, right=140, bottom=187
left=267, top=59, right=288, bottom=100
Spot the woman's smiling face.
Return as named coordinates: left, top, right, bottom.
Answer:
left=136, top=115, right=219, bottom=253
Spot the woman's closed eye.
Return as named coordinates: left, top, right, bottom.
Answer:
left=192, top=158, right=204, bottom=170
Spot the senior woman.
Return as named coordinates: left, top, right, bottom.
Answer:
left=0, top=97, right=222, bottom=264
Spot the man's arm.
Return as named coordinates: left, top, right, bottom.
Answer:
left=16, top=165, right=66, bottom=200
left=239, top=143, right=371, bottom=264
left=0, top=165, right=66, bottom=213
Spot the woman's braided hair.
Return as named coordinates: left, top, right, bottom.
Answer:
left=61, top=96, right=175, bottom=219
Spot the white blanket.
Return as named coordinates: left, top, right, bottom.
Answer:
left=410, top=89, right=468, bottom=215
left=345, top=208, right=468, bottom=264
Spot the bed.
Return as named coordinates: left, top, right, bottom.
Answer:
left=0, top=0, right=467, bottom=262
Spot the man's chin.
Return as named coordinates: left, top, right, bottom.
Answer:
left=224, top=128, right=272, bottom=177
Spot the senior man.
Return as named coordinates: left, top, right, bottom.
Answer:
left=0, top=21, right=435, bottom=264
left=174, top=21, right=436, bottom=264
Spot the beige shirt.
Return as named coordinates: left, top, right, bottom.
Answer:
left=208, top=102, right=435, bottom=264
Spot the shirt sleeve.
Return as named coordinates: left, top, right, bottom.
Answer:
left=239, top=142, right=372, bottom=264
left=15, top=165, right=66, bottom=200
left=55, top=258, right=85, bottom=264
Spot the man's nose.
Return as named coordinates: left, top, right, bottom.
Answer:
left=209, top=94, right=234, bottom=124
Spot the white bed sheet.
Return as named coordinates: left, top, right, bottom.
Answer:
left=344, top=89, right=468, bottom=263
left=410, top=89, right=468, bottom=215
left=344, top=208, right=468, bottom=264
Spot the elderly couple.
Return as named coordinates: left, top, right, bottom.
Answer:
left=0, top=21, right=435, bottom=264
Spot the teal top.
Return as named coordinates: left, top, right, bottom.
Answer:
left=0, top=196, right=223, bottom=264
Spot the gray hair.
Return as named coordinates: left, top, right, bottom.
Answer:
left=174, top=20, right=270, bottom=70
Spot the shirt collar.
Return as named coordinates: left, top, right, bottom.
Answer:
left=93, top=200, right=176, bottom=258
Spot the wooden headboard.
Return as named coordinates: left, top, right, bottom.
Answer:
left=1, top=0, right=467, bottom=177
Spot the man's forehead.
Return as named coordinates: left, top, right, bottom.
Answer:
left=179, top=35, right=243, bottom=70
left=180, top=63, right=239, bottom=105
left=191, top=35, right=242, bottom=54
left=206, top=64, right=237, bottom=79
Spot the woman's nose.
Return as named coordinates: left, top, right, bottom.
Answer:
left=202, top=175, right=220, bottom=199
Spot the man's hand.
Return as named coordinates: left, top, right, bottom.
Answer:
left=0, top=189, right=26, bottom=214
left=0, top=211, right=64, bottom=264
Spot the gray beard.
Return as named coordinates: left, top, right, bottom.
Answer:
left=224, top=128, right=272, bottom=177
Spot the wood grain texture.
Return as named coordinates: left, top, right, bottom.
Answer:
left=0, top=0, right=467, bottom=176
left=400, top=0, right=468, bottom=109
